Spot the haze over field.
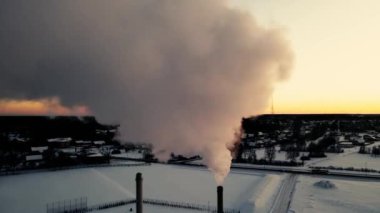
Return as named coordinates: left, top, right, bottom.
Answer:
left=0, top=0, right=293, bottom=183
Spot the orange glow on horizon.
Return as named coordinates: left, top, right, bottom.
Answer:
left=232, top=0, right=380, bottom=115
left=0, top=98, right=91, bottom=116
left=273, top=100, right=380, bottom=114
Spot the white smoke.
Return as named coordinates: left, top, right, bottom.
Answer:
left=0, top=0, right=293, bottom=184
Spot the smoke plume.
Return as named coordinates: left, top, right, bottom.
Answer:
left=0, top=0, right=293, bottom=184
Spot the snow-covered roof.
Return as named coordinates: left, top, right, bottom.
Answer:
left=86, top=147, right=99, bottom=152
left=338, top=136, right=346, bottom=142
left=57, top=147, right=77, bottom=154
left=339, top=141, right=353, bottom=145
left=47, top=137, right=72, bottom=143
left=75, top=140, right=92, bottom=144
left=8, top=134, right=29, bottom=142
left=26, top=154, right=43, bottom=161
left=94, top=141, right=105, bottom=145
left=15, top=138, right=28, bottom=142
left=31, top=146, right=48, bottom=152
left=87, top=153, right=104, bottom=158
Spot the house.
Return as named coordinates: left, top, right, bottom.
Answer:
left=57, top=147, right=78, bottom=155
left=75, top=140, right=92, bottom=146
left=339, top=141, right=354, bottom=148
left=96, top=129, right=108, bottom=135
left=31, top=146, right=48, bottom=153
left=93, top=141, right=106, bottom=146
left=25, top=152, right=43, bottom=161
left=83, top=152, right=107, bottom=164
left=47, top=137, right=72, bottom=147
left=25, top=151, right=44, bottom=167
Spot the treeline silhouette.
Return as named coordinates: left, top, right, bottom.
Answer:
left=0, top=116, right=118, bottom=146
left=242, top=114, right=380, bottom=133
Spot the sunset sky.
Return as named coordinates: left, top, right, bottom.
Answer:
left=0, top=98, right=90, bottom=116
left=233, top=0, right=380, bottom=113
left=1, top=0, right=380, bottom=115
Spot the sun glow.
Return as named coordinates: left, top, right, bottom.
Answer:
left=233, top=0, right=380, bottom=114
left=0, top=98, right=90, bottom=116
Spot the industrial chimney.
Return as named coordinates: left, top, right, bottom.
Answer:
left=136, top=173, right=143, bottom=213
left=217, top=186, right=223, bottom=213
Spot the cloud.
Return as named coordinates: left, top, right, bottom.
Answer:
left=0, top=0, right=293, bottom=184
left=0, top=97, right=90, bottom=116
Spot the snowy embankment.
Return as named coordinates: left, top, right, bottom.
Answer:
left=245, top=174, right=284, bottom=213
left=290, top=175, right=380, bottom=213
left=0, top=163, right=283, bottom=213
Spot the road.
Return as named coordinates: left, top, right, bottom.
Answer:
left=269, top=174, right=298, bottom=213
left=114, top=158, right=380, bottom=180
left=229, top=163, right=380, bottom=180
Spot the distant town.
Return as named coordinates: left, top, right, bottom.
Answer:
left=1, top=114, right=380, bottom=174
left=238, top=114, right=380, bottom=171
left=1, top=115, right=380, bottom=213
left=0, top=116, right=123, bottom=171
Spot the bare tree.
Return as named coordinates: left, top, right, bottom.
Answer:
left=247, top=148, right=257, bottom=163
left=372, top=146, right=380, bottom=157
left=265, top=146, right=276, bottom=163
left=100, top=146, right=112, bottom=163
left=286, top=145, right=299, bottom=163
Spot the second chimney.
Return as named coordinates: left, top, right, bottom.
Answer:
left=136, top=173, right=143, bottom=213
left=217, top=186, right=223, bottom=213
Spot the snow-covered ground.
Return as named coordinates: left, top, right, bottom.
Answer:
left=98, top=204, right=198, bottom=213
left=248, top=146, right=307, bottom=162
left=290, top=175, right=380, bottom=213
left=0, top=163, right=283, bottom=213
left=254, top=146, right=288, bottom=161
left=112, top=150, right=144, bottom=159
left=308, top=143, right=380, bottom=170
left=253, top=142, right=380, bottom=171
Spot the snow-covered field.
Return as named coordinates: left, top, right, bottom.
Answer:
left=0, top=163, right=284, bottom=213
left=290, top=175, right=380, bottom=213
left=255, top=146, right=288, bottom=161
left=308, top=144, right=380, bottom=170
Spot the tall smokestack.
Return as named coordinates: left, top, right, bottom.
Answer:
left=217, top=186, right=223, bottom=213
left=136, top=173, right=143, bottom=213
